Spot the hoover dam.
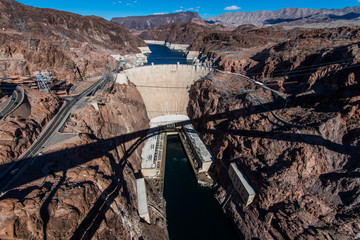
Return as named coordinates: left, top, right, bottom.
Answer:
left=118, top=63, right=210, bottom=119
left=125, top=45, right=239, bottom=239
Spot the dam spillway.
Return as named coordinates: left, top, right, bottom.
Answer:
left=117, top=64, right=211, bottom=120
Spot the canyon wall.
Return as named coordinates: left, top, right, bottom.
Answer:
left=111, top=12, right=204, bottom=31
left=0, top=87, right=61, bottom=167
left=0, top=0, right=146, bottom=81
left=0, top=83, right=168, bottom=239
left=187, top=69, right=360, bottom=239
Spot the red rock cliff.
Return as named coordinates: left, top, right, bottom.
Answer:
left=187, top=69, right=360, bottom=239
left=0, top=83, right=168, bottom=239
left=0, top=0, right=146, bottom=80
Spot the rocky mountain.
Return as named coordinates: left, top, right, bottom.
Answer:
left=206, top=6, right=360, bottom=27
left=0, top=0, right=146, bottom=80
left=111, top=12, right=204, bottom=31
left=138, top=22, right=215, bottom=44
left=0, top=86, right=61, bottom=166
left=188, top=73, right=360, bottom=239
left=138, top=22, right=280, bottom=51
left=0, top=83, right=168, bottom=239
left=186, top=25, right=360, bottom=239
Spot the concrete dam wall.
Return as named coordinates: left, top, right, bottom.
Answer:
left=119, top=64, right=211, bottom=120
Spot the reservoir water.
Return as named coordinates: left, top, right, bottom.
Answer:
left=146, top=44, right=190, bottom=65
left=164, top=136, right=239, bottom=240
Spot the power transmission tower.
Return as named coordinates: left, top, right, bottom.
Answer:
left=8, top=0, right=28, bottom=33
left=283, top=29, right=288, bottom=41
left=43, top=28, right=54, bottom=46
left=7, top=0, right=35, bottom=51
left=34, top=71, right=52, bottom=93
left=330, top=27, right=339, bottom=41
left=103, top=63, right=110, bottom=75
left=235, top=78, right=256, bottom=94
left=290, top=28, right=299, bottom=52
left=209, top=72, right=234, bottom=97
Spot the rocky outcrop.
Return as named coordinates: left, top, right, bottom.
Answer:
left=187, top=64, right=360, bottom=239
left=0, top=86, right=61, bottom=166
left=185, top=25, right=360, bottom=239
left=0, top=0, right=146, bottom=80
left=139, top=22, right=283, bottom=57
left=222, top=27, right=360, bottom=95
left=139, top=22, right=209, bottom=45
left=206, top=6, right=360, bottom=27
left=0, top=83, right=168, bottom=239
left=111, top=12, right=204, bottom=31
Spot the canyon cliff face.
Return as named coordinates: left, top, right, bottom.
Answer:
left=0, top=83, right=168, bottom=239
left=111, top=12, right=204, bottom=31
left=0, top=87, right=61, bottom=166
left=138, top=22, right=281, bottom=54
left=216, top=27, right=360, bottom=94
left=0, top=0, right=146, bottom=80
left=138, top=22, right=210, bottom=44
left=187, top=49, right=360, bottom=239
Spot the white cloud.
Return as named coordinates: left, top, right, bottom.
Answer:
left=224, top=5, right=241, bottom=11
left=133, top=0, right=137, bottom=3
left=174, top=9, right=183, bottom=12
left=180, top=6, right=184, bottom=8
left=196, top=6, right=200, bottom=8
left=153, top=12, right=168, bottom=15
left=186, top=8, right=194, bottom=11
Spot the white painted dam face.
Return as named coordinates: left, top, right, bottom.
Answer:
left=119, top=64, right=211, bottom=120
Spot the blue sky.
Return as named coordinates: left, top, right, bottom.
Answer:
left=16, top=0, right=360, bottom=20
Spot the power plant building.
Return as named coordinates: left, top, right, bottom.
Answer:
left=228, top=162, right=256, bottom=206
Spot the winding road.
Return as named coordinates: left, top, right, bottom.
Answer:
left=0, top=74, right=112, bottom=194
left=0, top=86, right=25, bottom=121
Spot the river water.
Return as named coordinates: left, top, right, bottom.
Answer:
left=164, top=135, right=239, bottom=240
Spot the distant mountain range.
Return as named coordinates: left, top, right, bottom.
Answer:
left=205, top=7, right=360, bottom=27
left=111, top=7, right=360, bottom=31
left=111, top=12, right=203, bottom=31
